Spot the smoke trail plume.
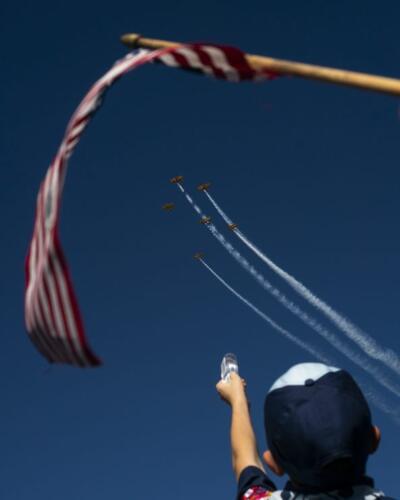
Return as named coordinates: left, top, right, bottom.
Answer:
left=177, top=184, right=400, bottom=398
left=204, top=190, right=400, bottom=376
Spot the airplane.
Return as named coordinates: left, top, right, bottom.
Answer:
left=200, top=216, right=211, bottom=225
left=197, top=182, right=211, bottom=191
left=162, top=202, right=175, bottom=211
left=228, top=223, right=238, bottom=230
left=170, top=175, right=184, bottom=184
left=194, top=252, right=204, bottom=260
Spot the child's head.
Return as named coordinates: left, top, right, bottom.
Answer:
left=262, top=363, right=380, bottom=491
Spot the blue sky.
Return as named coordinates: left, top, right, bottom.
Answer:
left=1, top=0, right=400, bottom=498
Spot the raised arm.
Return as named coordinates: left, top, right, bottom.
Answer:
left=216, top=373, right=264, bottom=479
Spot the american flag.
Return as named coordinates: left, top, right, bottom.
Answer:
left=24, top=44, right=278, bottom=366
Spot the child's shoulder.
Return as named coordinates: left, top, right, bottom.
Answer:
left=241, top=486, right=392, bottom=500
left=238, top=467, right=391, bottom=500
left=241, top=486, right=391, bottom=500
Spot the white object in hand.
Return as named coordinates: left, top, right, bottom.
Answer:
left=221, top=353, right=239, bottom=382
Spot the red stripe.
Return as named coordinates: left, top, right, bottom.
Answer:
left=66, top=118, right=89, bottom=145
left=168, top=51, right=194, bottom=71
left=195, top=48, right=226, bottom=79
left=68, top=110, right=91, bottom=130
left=220, top=44, right=278, bottom=80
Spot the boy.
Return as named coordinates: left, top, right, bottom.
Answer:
left=216, top=362, right=394, bottom=499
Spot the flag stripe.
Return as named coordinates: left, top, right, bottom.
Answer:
left=201, top=46, right=240, bottom=82
left=191, top=47, right=227, bottom=80
left=174, top=47, right=216, bottom=77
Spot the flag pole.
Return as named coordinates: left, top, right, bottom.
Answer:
left=120, top=33, right=400, bottom=97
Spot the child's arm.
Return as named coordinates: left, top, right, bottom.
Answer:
left=216, top=372, right=265, bottom=479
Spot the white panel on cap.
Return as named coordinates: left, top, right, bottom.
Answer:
left=268, top=363, right=340, bottom=393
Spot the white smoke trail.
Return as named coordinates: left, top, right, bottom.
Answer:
left=178, top=184, right=203, bottom=215
left=204, top=190, right=400, bottom=376
left=177, top=184, right=400, bottom=398
left=199, top=258, right=330, bottom=363
left=200, top=258, right=400, bottom=424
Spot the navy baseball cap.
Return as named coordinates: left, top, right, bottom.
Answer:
left=264, top=363, right=375, bottom=491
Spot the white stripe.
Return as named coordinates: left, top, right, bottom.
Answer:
left=70, top=96, right=100, bottom=126
left=201, top=46, right=240, bottom=82
left=26, top=181, right=47, bottom=298
left=174, top=47, right=214, bottom=77
left=95, top=50, right=149, bottom=88
left=26, top=233, right=38, bottom=303
left=44, top=162, right=60, bottom=232
left=157, top=53, right=180, bottom=67
left=64, top=136, right=80, bottom=154
left=68, top=119, right=88, bottom=142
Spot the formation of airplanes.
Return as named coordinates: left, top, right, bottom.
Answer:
left=163, top=177, right=238, bottom=235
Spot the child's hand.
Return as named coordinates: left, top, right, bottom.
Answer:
left=216, top=372, right=247, bottom=406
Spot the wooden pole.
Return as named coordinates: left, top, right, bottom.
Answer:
left=120, top=33, right=400, bottom=97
